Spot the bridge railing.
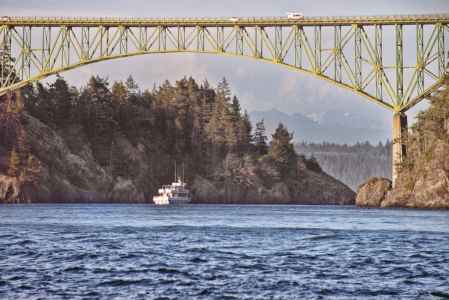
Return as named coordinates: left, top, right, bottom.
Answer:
left=3, top=14, right=449, bottom=24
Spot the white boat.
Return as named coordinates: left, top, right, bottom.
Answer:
left=153, top=179, right=191, bottom=205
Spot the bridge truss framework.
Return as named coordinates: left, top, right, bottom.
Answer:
left=1, top=14, right=449, bottom=113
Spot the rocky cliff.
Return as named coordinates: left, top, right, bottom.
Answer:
left=15, top=114, right=146, bottom=203
left=356, top=76, right=449, bottom=209
left=356, top=142, right=449, bottom=209
left=191, top=169, right=355, bottom=205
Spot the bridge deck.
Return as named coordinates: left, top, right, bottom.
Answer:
left=2, top=14, right=449, bottom=26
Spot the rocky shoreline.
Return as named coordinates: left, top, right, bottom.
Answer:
left=190, top=171, right=355, bottom=205
left=1, top=114, right=356, bottom=205
left=356, top=142, right=449, bottom=209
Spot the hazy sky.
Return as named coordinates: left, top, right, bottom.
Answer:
left=2, top=0, right=448, bottom=127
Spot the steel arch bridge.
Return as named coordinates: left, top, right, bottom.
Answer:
left=1, top=14, right=449, bottom=113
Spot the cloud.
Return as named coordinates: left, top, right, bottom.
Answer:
left=236, top=66, right=247, bottom=77
left=275, top=75, right=303, bottom=105
left=240, top=90, right=257, bottom=110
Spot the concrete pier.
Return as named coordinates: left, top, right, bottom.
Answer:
left=392, top=114, right=407, bottom=187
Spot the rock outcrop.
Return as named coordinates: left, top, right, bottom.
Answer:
left=356, top=143, right=449, bottom=209
left=0, top=174, right=22, bottom=203
left=18, top=114, right=145, bottom=203
left=355, top=178, right=391, bottom=207
left=190, top=169, right=356, bottom=205
left=382, top=143, right=449, bottom=209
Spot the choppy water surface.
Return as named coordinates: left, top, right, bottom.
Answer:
left=1, top=204, right=449, bottom=299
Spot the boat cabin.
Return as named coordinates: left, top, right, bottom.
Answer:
left=157, top=180, right=189, bottom=198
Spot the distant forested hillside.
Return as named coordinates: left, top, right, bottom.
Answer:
left=295, top=141, right=392, bottom=191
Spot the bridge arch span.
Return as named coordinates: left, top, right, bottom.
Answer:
left=4, top=49, right=382, bottom=111
left=1, top=15, right=448, bottom=113
left=1, top=15, right=448, bottom=186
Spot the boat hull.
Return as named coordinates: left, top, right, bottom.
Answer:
left=153, top=197, right=191, bottom=205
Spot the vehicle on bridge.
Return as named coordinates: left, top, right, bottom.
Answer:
left=229, top=17, right=239, bottom=22
left=286, top=13, right=303, bottom=20
left=1, top=16, right=10, bottom=21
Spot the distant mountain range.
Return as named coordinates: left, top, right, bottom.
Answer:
left=249, top=109, right=391, bottom=145
left=306, top=110, right=390, bottom=131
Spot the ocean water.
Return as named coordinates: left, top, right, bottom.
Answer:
left=0, top=204, right=448, bottom=299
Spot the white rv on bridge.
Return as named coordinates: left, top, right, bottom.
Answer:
left=287, top=13, right=303, bottom=20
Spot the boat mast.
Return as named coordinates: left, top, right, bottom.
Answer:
left=174, top=161, right=176, bottom=182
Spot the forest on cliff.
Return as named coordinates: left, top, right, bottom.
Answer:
left=396, top=76, right=449, bottom=193
left=0, top=74, right=356, bottom=204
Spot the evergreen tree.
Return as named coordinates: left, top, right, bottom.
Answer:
left=85, top=75, right=110, bottom=103
left=21, top=83, right=38, bottom=116
left=254, top=119, right=268, bottom=155
left=7, top=148, right=20, bottom=178
left=242, top=110, right=253, bottom=142
left=216, top=77, right=231, bottom=107
left=125, top=75, right=139, bottom=96
left=47, top=74, right=72, bottom=126
left=269, top=123, right=297, bottom=178
left=112, top=80, right=129, bottom=116
left=0, top=91, right=22, bottom=145
left=230, top=95, right=242, bottom=121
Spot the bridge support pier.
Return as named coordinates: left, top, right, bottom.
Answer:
left=392, top=113, right=407, bottom=187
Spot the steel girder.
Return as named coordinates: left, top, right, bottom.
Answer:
left=1, top=14, right=449, bottom=113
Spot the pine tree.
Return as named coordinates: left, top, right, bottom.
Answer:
left=0, top=91, right=23, bottom=145
left=47, top=73, right=72, bottom=126
left=7, top=148, right=20, bottom=178
left=216, top=77, right=231, bottom=106
left=254, top=119, right=268, bottom=155
left=269, top=123, right=297, bottom=178
left=240, top=109, right=253, bottom=154
left=234, top=154, right=255, bottom=187
left=204, top=109, right=221, bottom=170
left=125, top=75, right=139, bottom=95
left=230, top=95, right=242, bottom=121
